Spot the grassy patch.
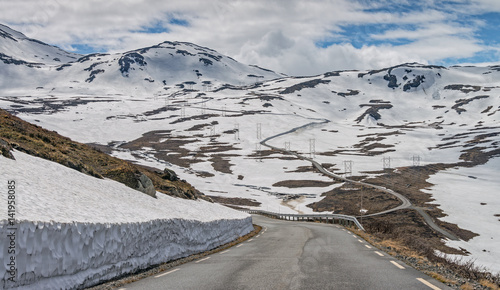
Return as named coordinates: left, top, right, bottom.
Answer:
left=0, top=109, right=205, bottom=200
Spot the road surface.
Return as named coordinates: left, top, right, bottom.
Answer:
left=122, top=215, right=451, bottom=290
left=260, top=119, right=459, bottom=241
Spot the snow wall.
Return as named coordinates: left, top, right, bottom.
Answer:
left=0, top=216, right=253, bottom=289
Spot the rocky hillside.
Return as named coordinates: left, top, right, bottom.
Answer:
left=0, top=109, right=206, bottom=200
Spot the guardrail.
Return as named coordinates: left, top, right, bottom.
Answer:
left=241, top=209, right=365, bottom=231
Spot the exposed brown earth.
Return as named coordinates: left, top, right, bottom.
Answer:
left=207, top=195, right=261, bottom=207
left=272, top=180, right=337, bottom=188
left=0, top=109, right=206, bottom=200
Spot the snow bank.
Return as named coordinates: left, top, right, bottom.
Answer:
left=0, top=151, right=253, bottom=289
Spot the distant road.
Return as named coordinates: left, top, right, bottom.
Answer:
left=123, top=215, right=451, bottom=290
left=260, top=119, right=459, bottom=241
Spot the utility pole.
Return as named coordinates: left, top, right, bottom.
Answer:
left=344, top=160, right=353, bottom=177
left=180, top=104, right=186, bottom=118
left=222, top=106, right=226, bottom=117
left=255, top=143, right=263, bottom=163
left=234, top=123, right=240, bottom=140
left=383, top=156, right=391, bottom=170
left=382, top=156, right=391, bottom=187
left=412, top=155, right=421, bottom=180
left=309, top=138, right=316, bottom=158
left=284, top=142, right=291, bottom=151
left=210, top=125, right=216, bottom=136
left=412, top=155, right=421, bottom=167
left=201, top=102, right=206, bottom=115
left=256, top=123, right=262, bottom=140
left=344, top=160, right=353, bottom=189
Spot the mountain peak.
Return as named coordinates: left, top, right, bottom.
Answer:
left=0, top=23, right=80, bottom=65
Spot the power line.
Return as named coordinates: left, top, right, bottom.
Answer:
left=284, top=141, right=291, bottom=151
left=180, top=104, right=186, bottom=118
left=411, top=155, right=422, bottom=180
left=234, top=123, right=240, bottom=140
left=309, top=139, right=316, bottom=158
left=412, top=155, right=421, bottom=167
left=201, top=102, right=206, bottom=115
left=343, top=160, right=353, bottom=177
left=382, top=156, right=391, bottom=187
left=382, top=156, right=391, bottom=169
left=255, top=143, right=263, bottom=163
left=344, top=160, right=353, bottom=189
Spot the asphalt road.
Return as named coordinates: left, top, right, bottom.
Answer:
left=122, top=215, right=452, bottom=290
left=260, top=119, right=459, bottom=241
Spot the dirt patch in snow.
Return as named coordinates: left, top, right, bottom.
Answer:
left=208, top=195, right=261, bottom=206
left=272, top=180, right=336, bottom=188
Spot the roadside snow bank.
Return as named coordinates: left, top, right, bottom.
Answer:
left=0, top=151, right=253, bottom=289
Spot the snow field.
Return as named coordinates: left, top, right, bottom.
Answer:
left=424, top=158, right=500, bottom=275
left=0, top=151, right=253, bottom=289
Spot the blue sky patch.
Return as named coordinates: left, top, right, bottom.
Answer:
left=71, top=44, right=101, bottom=55
left=474, top=12, right=500, bottom=46
left=169, top=18, right=189, bottom=26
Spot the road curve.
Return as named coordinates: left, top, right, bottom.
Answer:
left=123, top=215, right=452, bottom=290
left=260, top=120, right=459, bottom=240
left=259, top=119, right=413, bottom=217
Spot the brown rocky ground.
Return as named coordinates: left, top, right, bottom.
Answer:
left=0, top=109, right=206, bottom=200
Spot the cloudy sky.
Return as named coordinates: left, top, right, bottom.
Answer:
left=1, top=0, right=499, bottom=75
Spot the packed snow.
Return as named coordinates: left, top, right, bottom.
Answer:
left=0, top=151, right=253, bottom=289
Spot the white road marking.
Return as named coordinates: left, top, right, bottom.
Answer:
left=155, top=268, right=179, bottom=278
left=256, top=235, right=261, bottom=238
left=248, top=239, right=254, bottom=242
left=390, top=261, right=405, bottom=269
left=220, top=250, right=230, bottom=254
left=416, top=278, right=442, bottom=290
left=357, top=239, right=363, bottom=243
left=236, top=244, right=244, bottom=248
left=364, top=245, right=372, bottom=249
left=374, top=251, right=384, bottom=257
left=195, top=257, right=210, bottom=263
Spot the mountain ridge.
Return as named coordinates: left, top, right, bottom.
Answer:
left=0, top=24, right=284, bottom=96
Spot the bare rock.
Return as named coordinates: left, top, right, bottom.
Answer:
left=136, top=172, right=156, bottom=198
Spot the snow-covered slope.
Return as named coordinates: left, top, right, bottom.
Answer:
left=0, top=151, right=252, bottom=289
left=0, top=24, right=284, bottom=96
left=5, top=62, right=498, bottom=274
left=0, top=24, right=80, bottom=65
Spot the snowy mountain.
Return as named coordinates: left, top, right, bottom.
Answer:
left=0, top=24, right=283, bottom=96
left=1, top=24, right=500, bottom=279
left=0, top=24, right=80, bottom=65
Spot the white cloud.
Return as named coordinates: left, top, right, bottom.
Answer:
left=0, top=0, right=498, bottom=75
left=371, top=23, right=474, bottom=41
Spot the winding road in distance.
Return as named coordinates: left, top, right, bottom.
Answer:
left=260, top=119, right=459, bottom=241
left=123, top=215, right=451, bottom=290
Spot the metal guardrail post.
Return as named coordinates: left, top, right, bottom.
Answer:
left=243, top=210, right=365, bottom=231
